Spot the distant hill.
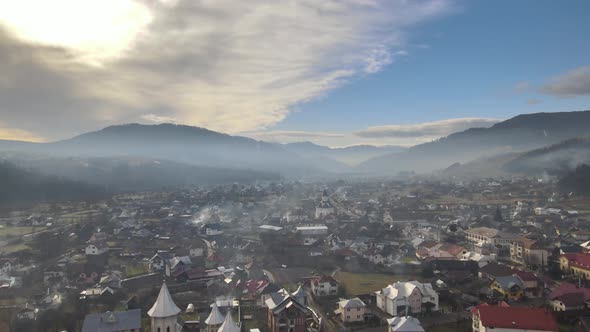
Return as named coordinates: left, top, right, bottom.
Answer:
left=436, top=137, right=590, bottom=179
left=283, top=141, right=405, bottom=166
left=3, top=153, right=280, bottom=192
left=559, top=164, right=590, bottom=195
left=503, top=137, right=590, bottom=175
left=0, top=161, right=105, bottom=207
left=0, top=124, right=331, bottom=178
left=359, top=110, right=590, bottom=174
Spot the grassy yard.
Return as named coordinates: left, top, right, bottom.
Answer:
left=0, top=242, right=30, bottom=253
left=125, top=263, right=149, bottom=278
left=0, top=226, right=46, bottom=237
left=334, top=271, right=419, bottom=296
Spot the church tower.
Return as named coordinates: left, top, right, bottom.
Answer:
left=148, top=282, right=181, bottom=332
left=205, top=302, right=224, bottom=332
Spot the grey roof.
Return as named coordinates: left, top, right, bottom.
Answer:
left=339, top=297, right=366, bottom=309
left=205, top=302, right=225, bottom=325
left=148, top=283, right=181, bottom=318
left=387, top=316, right=425, bottom=332
left=218, top=312, right=240, bottom=332
left=291, top=285, right=306, bottom=298
left=494, top=275, right=525, bottom=290
left=82, top=309, right=141, bottom=332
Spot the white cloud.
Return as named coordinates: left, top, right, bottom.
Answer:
left=541, top=66, right=590, bottom=97
left=141, top=114, right=178, bottom=124
left=0, top=123, right=46, bottom=142
left=513, top=81, right=530, bottom=93
left=245, top=117, right=500, bottom=147
left=354, top=117, right=500, bottom=138
left=0, top=0, right=453, bottom=140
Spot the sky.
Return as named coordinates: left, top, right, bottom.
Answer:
left=0, top=0, right=589, bottom=147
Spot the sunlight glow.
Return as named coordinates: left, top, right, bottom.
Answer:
left=0, top=0, right=152, bottom=64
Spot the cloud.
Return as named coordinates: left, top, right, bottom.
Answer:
left=0, top=0, right=453, bottom=141
left=0, top=124, right=46, bottom=142
left=527, top=99, right=542, bottom=105
left=249, top=130, right=345, bottom=140
left=141, top=114, right=177, bottom=124
left=353, top=117, right=499, bottom=138
left=246, top=117, right=500, bottom=148
left=541, top=66, right=590, bottom=97
left=513, top=81, right=530, bottom=93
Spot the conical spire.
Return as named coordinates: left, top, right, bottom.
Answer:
left=205, top=302, right=224, bottom=326
left=148, top=282, right=181, bottom=318
left=218, top=312, right=240, bottom=332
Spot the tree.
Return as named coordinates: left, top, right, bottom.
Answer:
left=494, top=206, right=503, bottom=222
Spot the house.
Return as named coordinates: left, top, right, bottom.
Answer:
left=335, top=298, right=366, bottom=323
left=512, top=270, right=541, bottom=298
left=0, top=258, right=17, bottom=274
left=81, top=309, right=141, bottom=332
left=469, top=302, right=510, bottom=331
left=315, top=190, right=335, bottom=219
left=510, top=237, right=549, bottom=267
left=149, top=251, right=172, bottom=272
left=85, top=242, right=108, bottom=255
left=416, top=242, right=465, bottom=260
left=166, top=256, right=192, bottom=276
left=80, top=286, right=115, bottom=300
left=490, top=276, right=525, bottom=301
left=471, top=306, right=558, bottom=332
left=296, top=225, right=329, bottom=236
left=375, top=281, right=439, bottom=316
left=478, top=262, right=514, bottom=280
left=560, top=253, right=590, bottom=278
left=549, top=283, right=590, bottom=312
left=311, top=275, right=338, bottom=296
left=265, top=293, right=311, bottom=332
left=465, top=227, right=515, bottom=249
left=462, top=251, right=496, bottom=267
left=386, top=316, right=425, bottom=332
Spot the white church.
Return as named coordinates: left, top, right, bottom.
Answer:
left=148, top=282, right=241, bottom=332
left=315, top=189, right=335, bottom=219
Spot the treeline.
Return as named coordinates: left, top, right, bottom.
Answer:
left=0, top=161, right=106, bottom=207
left=559, top=164, right=590, bottom=195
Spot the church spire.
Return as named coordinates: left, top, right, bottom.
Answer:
left=148, top=282, right=181, bottom=318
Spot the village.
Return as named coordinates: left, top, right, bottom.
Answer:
left=1, top=176, right=590, bottom=332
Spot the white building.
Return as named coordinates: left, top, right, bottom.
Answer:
left=311, top=275, right=338, bottom=297
left=336, top=298, right=366, bottom=323
left=296, top=225, right=328, bottom=236
left=315, top=190, right=335, bottom=219
left=375, top=281, right=438, bottom=316
left=148, top=282, right=182, bottom=332
left=465, top=227, right=515, bottom=249
left=85, top=243, right=108, bottom=256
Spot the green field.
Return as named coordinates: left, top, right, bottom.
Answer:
left=334, top=271, right=419, bottom=296
left=0, top=226, right=46, bottom=237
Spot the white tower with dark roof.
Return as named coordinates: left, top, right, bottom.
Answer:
left=148, top=282, right=181, bottom=332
